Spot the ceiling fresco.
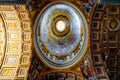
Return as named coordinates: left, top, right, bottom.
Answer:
left=0, top=0, right=119, bottom=80
left=38, top=3, right=81, bottom=55
left=34, top=2, right=89, bottom=69
left=80, top=0, right=96, bottom=12
left=25, top=0, right=97, bottom=20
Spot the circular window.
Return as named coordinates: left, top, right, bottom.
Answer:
left=34, top=2, right=89, bottom=69
left=56, top=20, right=66, bottom=32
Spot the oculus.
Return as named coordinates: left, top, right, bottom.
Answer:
left=56, top=20, right=66, bottom=32
left=34, top=2, right=89, bottom=68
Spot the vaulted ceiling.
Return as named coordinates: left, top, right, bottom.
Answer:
left=0, top=0, right=119, bottom=80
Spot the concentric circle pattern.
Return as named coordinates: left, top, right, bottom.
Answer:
left=34, top=2, right=88, bottom=68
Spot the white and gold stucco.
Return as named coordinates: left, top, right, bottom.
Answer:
left=0, top=6, right=32, bottom=80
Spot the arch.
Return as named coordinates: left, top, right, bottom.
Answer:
left=90, top=4, right=120, bottom=79
left=0, top=5, right=32, bottom=80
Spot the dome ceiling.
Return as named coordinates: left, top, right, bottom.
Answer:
left=34, top=2, right=89, bottom=69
